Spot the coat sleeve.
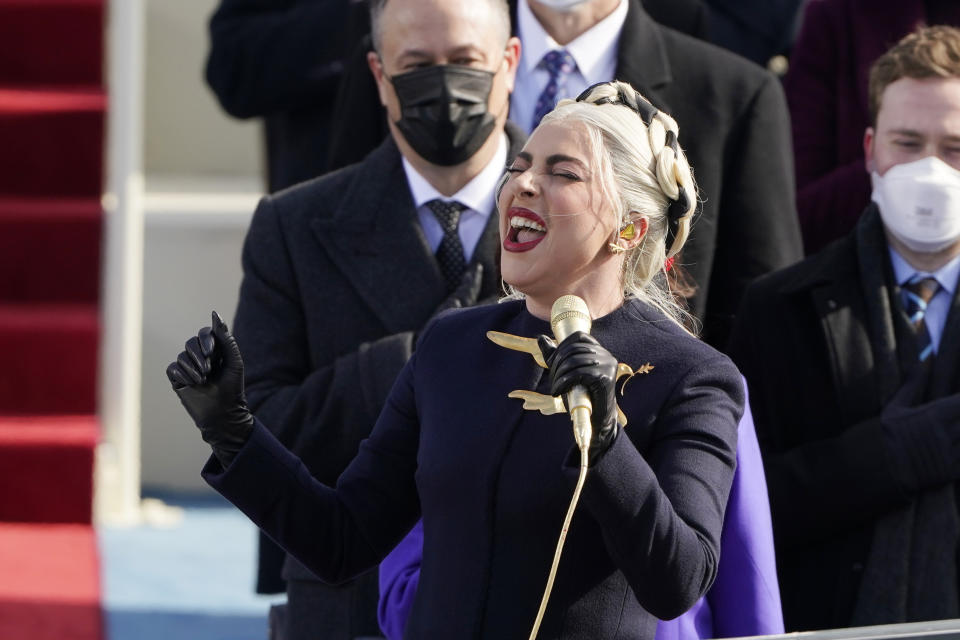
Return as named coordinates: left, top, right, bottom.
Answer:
left=204, top=0, right=354, bottom=118
left=233, top=196, right=416, bottom=483
left=567, top=355, right=743, bottom=620
left=727, top=283, right=916, bottom=550
left=203, top=355, right=424, bottom=585
left=705, top=71, right=803, bottom=347
left=784, top=0, right=871, bottom=254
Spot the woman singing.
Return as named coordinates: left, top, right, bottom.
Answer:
left=167, top=81, right=743, bottom=639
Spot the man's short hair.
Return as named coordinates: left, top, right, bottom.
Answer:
left=869, top=25, right=960, bottom=125
left=369, top=0, right=512, bottom=55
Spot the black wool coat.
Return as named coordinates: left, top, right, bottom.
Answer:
left=208, top=298, right=743, bottom=639
left=728, top=207, right=960, bottom=630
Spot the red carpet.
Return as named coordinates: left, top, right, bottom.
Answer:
left=0, top=523, right=102, bottom=640
left=0, top=0, right=106, bottom=637
left=0, top=416, right=98, bottom=523
left=0, top=198, right=102, bottom=302
left=0, top=88, right=105, bottom=197
left=0, top=0, right=104, bottom=87
left=0, top=304, right=100, bottom=415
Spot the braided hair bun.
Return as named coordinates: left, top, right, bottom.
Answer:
left=541, top=80, right=699, bottom=332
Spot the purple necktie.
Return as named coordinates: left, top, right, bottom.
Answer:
left=532, top=49, right=577, bottom=129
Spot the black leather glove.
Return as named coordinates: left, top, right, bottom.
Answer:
left=538, top=331, right=619, bottom=463
left=881, top=374, right=960, bottom=492
left=166, top=311, right=255, bottom=468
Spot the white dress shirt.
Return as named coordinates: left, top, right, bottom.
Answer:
left=402, top=133, right=508, bottom=262
left=511, top=0, right=628, bottom=134
left=889, top=246, right=960, bottom=354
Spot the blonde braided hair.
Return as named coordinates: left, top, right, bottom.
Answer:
left=540, top=81, right=698, bottom=332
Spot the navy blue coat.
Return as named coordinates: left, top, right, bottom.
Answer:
left=205, top=299, right=743, bottom=639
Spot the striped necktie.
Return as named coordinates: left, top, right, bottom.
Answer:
left=902, top=275, right=940, bottom=362
left=426, top=199, right=467, bottom=292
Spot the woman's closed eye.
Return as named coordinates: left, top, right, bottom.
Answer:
left=551, top=170, right=581, bottom=181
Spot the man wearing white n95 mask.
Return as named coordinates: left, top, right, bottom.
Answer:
left=868, top=91, right=960, bottom=271
left=730, top=26, right=960, bottom=633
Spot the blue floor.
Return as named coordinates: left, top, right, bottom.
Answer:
left=99, top=491, right=285, bottom=640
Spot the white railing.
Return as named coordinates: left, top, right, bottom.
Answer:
left=96, top=0, right=146, bottom=525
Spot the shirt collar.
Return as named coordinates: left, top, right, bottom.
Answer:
left=401, top=132, right=508, bottom=214
left=888, top=245, right=960, bottom=296
left=517, top=0, right=627, bottom=84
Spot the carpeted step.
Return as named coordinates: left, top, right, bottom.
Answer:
left=0, top=0, right=104, bottom=87
left=0, top=304, right=99, bottom=414
left=0, top=87, right=105, bottom=198
left=0, top=522, right=102, bottom=639
left=0, top=416, right=98, bottom=524
left=0, top=198, right=101, bottom=304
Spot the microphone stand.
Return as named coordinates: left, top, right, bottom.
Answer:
left=528, top=296, right=594, bottom=640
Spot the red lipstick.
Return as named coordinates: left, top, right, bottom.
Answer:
left=504, top=207, right=547, bottom=252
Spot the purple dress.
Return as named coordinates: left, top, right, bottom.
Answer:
left=377, top=379, right=783, bottom=640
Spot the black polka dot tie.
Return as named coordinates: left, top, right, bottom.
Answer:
left=427, top=199, right=467, bottom=291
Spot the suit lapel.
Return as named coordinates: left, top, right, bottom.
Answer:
left=810, top=279, right=880, bottom=425
left=314, top=125, right=527, bottom=326
left=311, top=139, right=447, bottom=333
left=472, top=213, right=503, bottom=300
left=786, top=232, right=886, bottom=424
left=616, top=0, right=674, bottom=112
left=930, top=282, right=960, bottom=396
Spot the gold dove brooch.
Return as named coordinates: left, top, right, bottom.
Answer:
left=486, top=330, right=653, bottom=427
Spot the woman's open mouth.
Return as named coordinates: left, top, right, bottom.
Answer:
left=504, top=207, right=547, bottom=252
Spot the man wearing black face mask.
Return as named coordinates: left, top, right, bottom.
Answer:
left=224, top=1, right=523, bottom=638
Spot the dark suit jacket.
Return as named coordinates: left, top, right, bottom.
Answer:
left=232, top=124, right=525, bottom=622
left=728, top=207, right=960, bottom=630
left=784, top=0, right=960, bottom=254
left=208, top=298, right=743, bottom=639
left=609, top=0, right=802, bottom=346
left=326, top=0, right=803, bottom=349
left=204, top=0, right=368, bottom=191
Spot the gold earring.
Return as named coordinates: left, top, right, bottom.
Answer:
left=608, top=242, right=626, bottom=254
left=619, top=222, right=636, bottom=240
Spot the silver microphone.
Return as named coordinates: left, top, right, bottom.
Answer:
left=550, top=295, right=593, bottom=452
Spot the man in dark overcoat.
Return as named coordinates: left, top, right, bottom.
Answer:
left=730, top=26, right=960, bottom=633
left=326, top=0, right=804, bottom=349
left=229, top=0, right=525, bottom=637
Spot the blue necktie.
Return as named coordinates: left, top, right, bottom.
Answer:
left=902, top=275, right=940, bottom=362
left=532, top=49, right=577, bottom=129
